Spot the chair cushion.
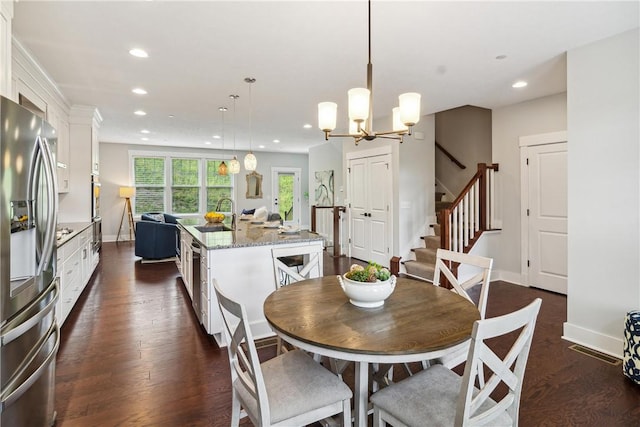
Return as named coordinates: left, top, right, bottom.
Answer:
left=370, top=364, right=512, bottom=427
left=234, top=349, right=352, bottom=424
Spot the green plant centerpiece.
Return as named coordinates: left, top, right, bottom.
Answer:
left=339, top=262, right=396, bottom=308
left=344, top=262, right=391, bottom=283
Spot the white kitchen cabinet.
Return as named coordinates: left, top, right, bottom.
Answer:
left=56, top=224, right=99, bottom=327
left=56, top=117, right=70, bottom=193
left=47, top=105, right=70, bottom=193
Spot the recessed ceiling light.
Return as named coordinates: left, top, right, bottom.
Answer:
left=141, top=129, right=150, bottom=134
left=129, top=48, right=148, bottom=58
left=212, top=135, right=221, bottom=139
left=512, top=81, right=528, bottom=88
left=258, top=145, right=265, bottom=149
left=132, top=87, right=147, bottom=95
left=141, top=137, right=149, bottom=141
left=134, top=110, right=146, bottom=116
left=303, top=124, right=312, bottom=129
left=273, top=139, right=280, bottom=143
left=204, top=141, right=212, bottom=145
left=168, top=115, right=174, bottom=118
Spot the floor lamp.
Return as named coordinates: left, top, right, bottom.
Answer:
left=117, top=186, right=136, bottom=242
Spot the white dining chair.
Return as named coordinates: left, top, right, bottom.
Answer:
left=271, top=245, right=323, bottom=355
left=214, top=280, right=353, bottom=427
left=271, top=244, right=323, bottom=287
left=371, top=298, right=542, bottom=427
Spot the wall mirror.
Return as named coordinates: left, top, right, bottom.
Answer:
left=246, top=171, right=263, bottom=199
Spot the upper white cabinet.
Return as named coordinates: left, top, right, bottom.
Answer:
left=47, top=105, right=70, bottom=193
left=0, top=1, right=13, bottom=98
left=69, top=105, right=102, bottom=176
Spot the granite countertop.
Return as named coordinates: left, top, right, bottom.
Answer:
left=56, top=222, right=92, bottom=247
left=177, top=217, right=323, bottom=250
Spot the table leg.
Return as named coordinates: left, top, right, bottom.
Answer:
left=354, top=361, right=368, bottom=427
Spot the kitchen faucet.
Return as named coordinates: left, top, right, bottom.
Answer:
left=216, top=197, right=236, bottom=230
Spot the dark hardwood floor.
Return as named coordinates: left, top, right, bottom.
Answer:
left=54, top=242, right=640, bottom=426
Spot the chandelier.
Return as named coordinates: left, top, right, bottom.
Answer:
left=228, top=94, right=241, bottom=174
left=217, top=106, right=228, bottom=176
left=243, top=77, right=257, bottom=171
left=318, top=0, right=421, bottom=145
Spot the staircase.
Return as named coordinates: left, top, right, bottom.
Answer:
left=403, top=223, right=442, bottom=282
left=392, top=163, right=500, bottom=282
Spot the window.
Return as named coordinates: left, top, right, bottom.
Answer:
left=133, top=157, right=165, bottom=213
left=172, top=158, right=200, bottom=214
left=131, top=153, right=234, bottom=216
left=206, top=160, right=232, bottom=212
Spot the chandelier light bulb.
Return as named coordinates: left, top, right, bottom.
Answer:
left=318, top=102, right=338, bottom=132
left=349, top=119, right=365, bottom=135
left=399, top=92, right=421, bottom=126
left=392, top=108, right=408, bottom=132
left=348, top=88, right=370, bottom=123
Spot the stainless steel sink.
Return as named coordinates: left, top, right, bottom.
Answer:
left=195, top=224, right=233, bottom=233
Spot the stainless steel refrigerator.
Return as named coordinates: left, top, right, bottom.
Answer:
left=0, top=96, right=59, bottom=426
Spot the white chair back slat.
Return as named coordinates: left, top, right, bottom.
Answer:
left=271, top=244, right=323, bottom=288
left=433, top=249, right=493, bottom=319
left=457, top=298, right=542, bottom=426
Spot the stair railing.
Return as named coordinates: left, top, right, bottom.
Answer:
left=435, top=141, right=467, bottom=170
left=440, top=163, right=499, bottom=253
left=311, top=205, right=346, bottom=257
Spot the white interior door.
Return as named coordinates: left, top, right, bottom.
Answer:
left=348, top=154, right=391, bottom=267
left=526, top=142, right=568, bottom=294
left=271, top=167, right=300, bottom=226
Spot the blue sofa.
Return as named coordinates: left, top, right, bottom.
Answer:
left=135, top=213, right=180, bottom=260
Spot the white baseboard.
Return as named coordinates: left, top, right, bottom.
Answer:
left=492, top=269, right=525, bottom=286
left=562, top=322, right=623, bottom=359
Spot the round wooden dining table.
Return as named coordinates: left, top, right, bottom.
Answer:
left=263, top=275, right=480, bottom=427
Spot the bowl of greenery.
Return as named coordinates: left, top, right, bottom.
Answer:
left=337, top=262, right=396, bottom=308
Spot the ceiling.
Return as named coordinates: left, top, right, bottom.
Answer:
left=11, top=1, right=639, bottom=154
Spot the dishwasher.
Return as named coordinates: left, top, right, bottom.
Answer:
left=191, top=241, right=202, bottom=324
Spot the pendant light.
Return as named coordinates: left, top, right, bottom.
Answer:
left=228, top=94, right=241, bottom=174
left=318, top=0, right=421, bottom=145
left=243, top=77, right=257, bottom=172
left=217, top=106, right=228, bottom=176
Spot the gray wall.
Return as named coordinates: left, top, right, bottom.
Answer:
left=100, top=142, right=309, bottom=241
left=435, top=105, right=492, bottom=198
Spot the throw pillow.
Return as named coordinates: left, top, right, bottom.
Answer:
left=146, top=213, right=165, bottom=223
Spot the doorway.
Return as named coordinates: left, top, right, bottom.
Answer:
left=271, top=167, right=301, bottom=226
left=347, top=152, right=392, bottom=267
left=520, top=132, right=568, bottom=294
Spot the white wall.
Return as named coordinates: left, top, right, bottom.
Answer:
left=100, top=142, right=309, bottom=241
left=488, top=93, right=567, bottom=283
left=398, top=115, right=435, bottom=263
left=564, top=29, right=639, bottom=357
left=308, top=140, right=345, bottom=251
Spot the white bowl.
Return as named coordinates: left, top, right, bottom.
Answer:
left=337, top=274, right=396, bottom=308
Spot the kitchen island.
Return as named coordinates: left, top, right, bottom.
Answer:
left=176, top=217, right=324, bottom=346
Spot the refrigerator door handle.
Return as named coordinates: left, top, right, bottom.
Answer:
left=33, top=136, right=58, bottom=276
left=0, top=321, right=59, bottom=413
left=0, top=279, right=58, bottom=345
